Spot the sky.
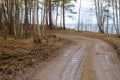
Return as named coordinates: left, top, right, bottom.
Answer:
left=57, top=0, right=97, bottom=24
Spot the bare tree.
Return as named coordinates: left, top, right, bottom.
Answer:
left=94, top=0, right=105, bottom=33
left=77, top=0, right=81, bottom=31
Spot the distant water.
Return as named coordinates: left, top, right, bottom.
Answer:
left=57, top=24, right=117, bottom=34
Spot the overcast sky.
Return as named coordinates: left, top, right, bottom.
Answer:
left=57, top=0, right=97, bottom=24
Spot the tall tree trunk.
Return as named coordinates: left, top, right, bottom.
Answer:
left=94, top=0, right=104, bottom=33
left=48, top=0, right=52, bottom=30
left=77, top=0, right=81, bottom=31
left=13, top=17, right=17, bottom=38
left=0, top=3, right=2, bottom=31
left=63, top=0, right=65, bottom=30
left=112, top=0, right=117, bottom=33
left=24, top=0, right=29, bottom=39
left=42, top=2, right=46, bottom=36
left=119, top=0, right=120, bottom=26
left=119, top=0, right=120, bottom=36
left=60, top=2, right=63, bottom=28
left=33, top=1, right=36, bottom=39
left=45, top=1, right=48, bottom=27
left=106, top=16, right=109, bottom=34
left=9, top=0, right=14, bottom=35
left=115, top=0, right=119, bottom=33
left=2, top=1, right=8, bottom=40
left=56, top=3, right=59, bottom=26
left=37, top=0, right=41, bottom=39
left=106, top=0, right=109, bottom=34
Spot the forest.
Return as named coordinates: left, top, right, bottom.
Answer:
left=0, top=0, right=120, bottom=40
left=0, top=0, right=73, bottom=40
left=0, top=0, right=120, bottom=80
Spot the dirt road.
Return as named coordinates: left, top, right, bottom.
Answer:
left=32, top=33, right=120, bottom=80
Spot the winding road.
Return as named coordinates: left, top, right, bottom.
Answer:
left=32, top=33, right=120, bottom=80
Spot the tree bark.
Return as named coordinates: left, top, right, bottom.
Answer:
left=63, top=0, right=65, bottom=30
left=48, top=0, right=52, bottom=30
left=78, top=0, right=81, bottom=31
left=24, top=0, right=29, bottom=39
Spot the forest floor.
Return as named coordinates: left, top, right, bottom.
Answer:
left=0, top=29, right=120, bottom=80
left=0, top=33, right=73, bottom=80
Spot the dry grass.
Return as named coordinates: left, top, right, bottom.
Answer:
left=0, top=33, right=68, bottom=79
left=0, top=39, right=32, bottom=54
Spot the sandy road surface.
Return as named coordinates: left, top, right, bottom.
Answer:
left=32, top=33, right=120, bottom=80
